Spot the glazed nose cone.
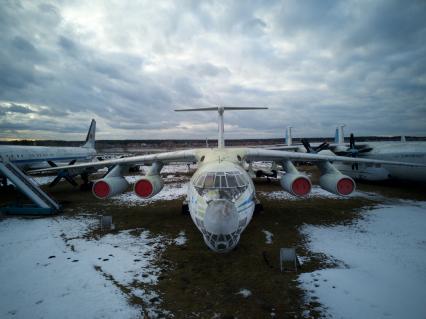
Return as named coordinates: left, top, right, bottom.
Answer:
left=204, top=199, right=239, bottom=235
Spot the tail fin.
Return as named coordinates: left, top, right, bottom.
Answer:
left=285, top=126, right=293, bottom=146
left=335, top=124, right=345, bottom=145
left=82, top=119, right=96, bottom=148
left=175, top=106, right=267, bottom=148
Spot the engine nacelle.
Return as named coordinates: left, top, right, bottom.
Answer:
left=319, top=173, right=355, bottom=196
left=280, top=173, right=312, bottom=197
left=92, top=176, right=129, bottom=199
left=134, top=175, right=164, bottom=198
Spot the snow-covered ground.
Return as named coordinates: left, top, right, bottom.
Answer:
left=6, top=175, right=55, bottom=186
left=0, top=216, right=185, bottom=319
left=299, top=201, right=426, bottom=319
left=113, top=182, right=188, bottom=206
left=260, top=185, right=371, bottom=200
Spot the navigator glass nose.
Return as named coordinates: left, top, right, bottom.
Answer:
left=204, top=199, right=239, bottom=235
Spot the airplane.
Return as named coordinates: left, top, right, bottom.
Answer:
left=331, top=133, right=426, bottom=182
left=29, top=107, right=426, bottom=252
left=274, top=125, right=426, bottom=182
left=0, top=119, right=97, bottom=188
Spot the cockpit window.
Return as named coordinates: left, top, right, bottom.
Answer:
left=194, top=171, right=249, bottom=201
left=204, top=173, right=215, bottom=188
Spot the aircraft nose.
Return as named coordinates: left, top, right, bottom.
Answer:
left=204, top=199, right=239, bottom=235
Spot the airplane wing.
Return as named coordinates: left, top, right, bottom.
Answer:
left=29, top=150, right=198, bottom=174
left=244, top=148, right=426, bottom=167
left=263, top=145, right=302, bottom=151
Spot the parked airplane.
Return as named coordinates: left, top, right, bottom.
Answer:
left=29, top=108, right=426, bottom=252
left=277, top=125, right=426, bottom=182
left=0, top=120, right=97, bottom=187
left=332, top=133, right=426, bottom=182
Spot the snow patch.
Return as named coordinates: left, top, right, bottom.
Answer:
left=236, top=289, right=252, bottom=298
left=262, top=230, right=273, bottom=244
left=299, top=201, right=426, bottom=319
left=174, top=231, right=187, bottom=246
left=113, top=182, right=188, bottom=206
left=260, top=185, right=365, bottom=200
left=0, top=216, right=169, bottom=319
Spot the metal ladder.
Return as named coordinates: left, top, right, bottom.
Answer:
left=0, top=160, right=61, bottom=212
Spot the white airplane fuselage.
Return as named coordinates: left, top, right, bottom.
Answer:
left=187, top=148, right=255, bottom=252
left=0, top=145, right=96, bottom=171
left=333, top=142, right=426, bottom=182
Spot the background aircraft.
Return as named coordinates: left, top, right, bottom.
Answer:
left=30, top=108, right=426, bottom=252
left=0, top=120, right=97, bottom=188
left=332, top=133, right=426, bottom=182
left=276, top=125, right=426, bottom=182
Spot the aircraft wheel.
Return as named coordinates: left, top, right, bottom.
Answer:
left=80, top=181, right=94, bottom=191
left=254, top=203, right=264, bottom=215
left=181, top=203, right=190, bottom=215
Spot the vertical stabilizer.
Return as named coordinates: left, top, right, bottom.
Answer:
left=285, top=127, right=293, bottom=146
left=335, top=124, right=345, bottom=145
left=82, top=119, right=96, bottom=148
left=175, top=107, right=267, bottom=148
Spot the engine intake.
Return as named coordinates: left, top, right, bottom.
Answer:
left=320, top=173, right=355, bottom=196
left=92, top=176, right=129, bottom=199
left=134, top=175, right=164, bottom=198
left=280, top=173, right=312, bottom=197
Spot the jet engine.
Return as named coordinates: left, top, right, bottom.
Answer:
left=280, top=160, right=312, bottom=196
left=92, top=176, right=129, bottom=199
left=280, top=173, right=312, bottom=196
left=134, top=175, right=164, bottom=198
left=319, top=173, right=355, bottom=196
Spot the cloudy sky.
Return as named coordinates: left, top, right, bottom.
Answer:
left=1, top=0, right=425, bottom=141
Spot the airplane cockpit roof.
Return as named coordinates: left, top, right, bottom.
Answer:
left=193, top=171, right=250, bottom=202
left=194, top=171, right=249, bottom=189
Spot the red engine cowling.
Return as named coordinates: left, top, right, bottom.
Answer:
left=280, top=173, right=312, bottom=197
left=134, top=175, right=164, bottom=198
left=319, top=173, right=355, bottom=196
left=92, top=176, right=129, bottom=199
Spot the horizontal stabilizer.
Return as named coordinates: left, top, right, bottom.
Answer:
left=175, top=106, right=268, bottom=112
left=174, top=106, right=268, bottom=148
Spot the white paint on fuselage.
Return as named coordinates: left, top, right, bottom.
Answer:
left=334, top=142, right=426, bottom=182
left=187, top=148, right=256, bottom=252
left=0, top=145, right=96, bottom=171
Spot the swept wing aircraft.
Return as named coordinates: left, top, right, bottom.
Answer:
left=1, top=120, right=97, bottom=188
left=30, top=108, right=426, bottom=252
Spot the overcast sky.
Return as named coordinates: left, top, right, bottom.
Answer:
left=1, top=0, right=425, bottom=141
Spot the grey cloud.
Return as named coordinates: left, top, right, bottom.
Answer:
left=6, top=103, right=34, bottom=114
left=58, top=36, right=78, bottom=55
left=188, top=63, right=231, bottom=78
left=0, top=0, right=425, bottom=140
left=173, top=77, right=202, bottom=99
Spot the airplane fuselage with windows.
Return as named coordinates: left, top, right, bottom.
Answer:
left=0, top=145, right=96, bottom=171
left=188, top=148, right=256, bottom=252
left=332, top=142, right=426, bottom=182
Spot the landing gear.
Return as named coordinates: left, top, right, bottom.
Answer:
left=1, top=175, right=7, bottom=188
left=181, top=201, right=190, bottom=215
left=79, top=172, right=93, bottom=191
left=254, top=198, right=264, bottom=215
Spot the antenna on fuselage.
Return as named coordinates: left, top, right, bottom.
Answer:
left=174, top=106, right=268, bottom=148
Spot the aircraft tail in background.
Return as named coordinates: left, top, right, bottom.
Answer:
left=82, top=119, right=96, bottom=149
left=285, top=126, right=293, bottom=146
left=334, top=124, right=345, bottom=145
